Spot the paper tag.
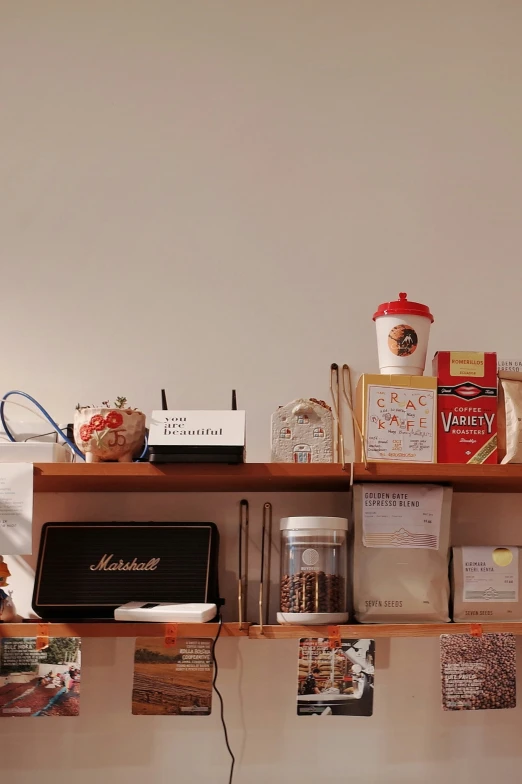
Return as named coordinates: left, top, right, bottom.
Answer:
left=0, top=464, right=33, bottom=555
left=441, top=633, right=516, bottom=710
left=362, top=484, right=443, bottom=549
left=462, top=547, right=518, bottom=603
left=449, top=352, right=485, bottom=378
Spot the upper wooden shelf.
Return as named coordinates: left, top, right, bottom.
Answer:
left=30, top=462, right=522, bottom=493
left=33, top=462, right=352, bottom=493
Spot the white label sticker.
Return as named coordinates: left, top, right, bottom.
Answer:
left=462, top=547, right=519, bottom=603
left=498, top=359, right=522, bottom=373
left=362, top=484, right=443, bottom=549
left=366, top=385, right=435, bottom=462
left=0, top=463, right=33, bottom=555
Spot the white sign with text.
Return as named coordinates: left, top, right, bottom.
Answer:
left=149, top=410, right=246, bottom=446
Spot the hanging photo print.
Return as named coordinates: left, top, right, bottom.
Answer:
left=0, top=637, right=81, bottom=717
left=132, top=637, right=213, bottom=716
left=297, top=637, right=375, bottom=716
left=440, top=633, right=516, bottom=711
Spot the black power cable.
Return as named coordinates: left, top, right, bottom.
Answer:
left=211, top=615, right=236, bottom=784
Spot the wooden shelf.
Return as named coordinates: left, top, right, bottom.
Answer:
left=249, top=623, right=522, bottom=638
left=33, top=462, right=352, bottom=493
left=30, top=462, right=522, bottom=493
left=354, top=463, right=522, bottom=493
left=0, top=622, right=247, bottom=638
left=3, top=622, right=521, bottom=639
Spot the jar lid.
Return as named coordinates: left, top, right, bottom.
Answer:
left=280, top=516, right=348, bottom=531
left=373, top=292, right=434, bottom=323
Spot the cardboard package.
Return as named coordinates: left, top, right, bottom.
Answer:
left=355, top=374, right=437, bottom=463
left=433, top=351, right=497, bottom=464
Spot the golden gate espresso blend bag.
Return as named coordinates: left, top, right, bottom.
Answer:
left=354, top=484, right=452, bottom=623
left=452, top=547, right=522, bottom=622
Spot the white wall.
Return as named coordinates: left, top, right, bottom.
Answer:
left=2, top=1, right=522, bottom=782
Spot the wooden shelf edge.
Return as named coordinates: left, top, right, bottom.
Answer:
left=30, top=462, right=522, bottom=493
left=0, top=622, right=248, bottom=638
left=248, top=623, right=522, bottom=639
left=3, top=621, right=521, bottom=639
left=33, top=463, right=351, bottom=493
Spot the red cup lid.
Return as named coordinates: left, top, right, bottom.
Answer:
left=373, top=292, right=434, bottom=322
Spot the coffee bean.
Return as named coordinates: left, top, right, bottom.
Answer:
left=280, top=572, right=345, bottom=614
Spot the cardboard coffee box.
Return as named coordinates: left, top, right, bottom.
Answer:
left=433, top=351, right=497, bottom=464
left=355, top=374, right=437, bottom=463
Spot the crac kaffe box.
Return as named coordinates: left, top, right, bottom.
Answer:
left=433, top=352, right=498, bottom=464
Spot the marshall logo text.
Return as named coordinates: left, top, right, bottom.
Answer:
left=90, top=554, right=160, bottom=572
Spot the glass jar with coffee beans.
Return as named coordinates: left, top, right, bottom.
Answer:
left=277, top=517, right=349, bottom=625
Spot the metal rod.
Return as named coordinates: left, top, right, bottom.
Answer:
left=259, top=502, right=266, bottom=634
left=330, top=363, right=345, bottom=468
left=238, top=499, right=249, bottom=629
left=264, top=502, right=272, bottom=626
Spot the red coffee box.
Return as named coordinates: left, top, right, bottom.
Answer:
left=433, top=351, right=497, bottom=464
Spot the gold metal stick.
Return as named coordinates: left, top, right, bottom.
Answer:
left=330, top=363, right=345, bottom=468
left=341, top=363, right=368, bottom=470
left=238, top=499, right=249, bottom=630
left=264, top=502, right=272, bottom=626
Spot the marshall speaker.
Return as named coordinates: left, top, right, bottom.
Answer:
left=33, top=522, right=220, bottom=620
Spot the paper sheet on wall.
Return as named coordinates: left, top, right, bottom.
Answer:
left=0, top=464, right=33, bottom=555
left=132, top=637, right=213, bottom=715
left=0, top=637, right=81, bottom=717
left=297, top=638, right=375, bottom=716
left=440, top=633, right=516, bottom=711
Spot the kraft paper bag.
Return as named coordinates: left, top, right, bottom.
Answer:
left=353, top=484, right=452, bottom=623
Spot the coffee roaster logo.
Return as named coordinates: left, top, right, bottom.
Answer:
left=302, top=548, right=320, bottom=566
left=90, top=554, right=160, bottom=572
left=387, top=324, right=418, bottom=357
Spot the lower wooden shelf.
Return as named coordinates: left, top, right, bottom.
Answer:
left=248, top=623, right=522, bottom=638
left=0, top=622, right=519, bottom=639
left=0, top=622, right=247, bottom=638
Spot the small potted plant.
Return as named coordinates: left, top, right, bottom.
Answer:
left=74, top=397, right=146, bottom=463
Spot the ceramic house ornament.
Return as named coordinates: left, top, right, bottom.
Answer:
left=271, top=398, right=334, bottom=463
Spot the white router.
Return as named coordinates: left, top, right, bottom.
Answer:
left=114, top=602, right=217, bottom=623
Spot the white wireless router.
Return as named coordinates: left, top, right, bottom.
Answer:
left=114, top=602, right=217, bottom=623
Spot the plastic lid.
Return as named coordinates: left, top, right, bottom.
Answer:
left=373, top=292, right=434, bottom=323
left=280, top=516, right=348, bottom=531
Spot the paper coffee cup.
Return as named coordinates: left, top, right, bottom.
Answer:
left=373, top=292, right=434, bottom=376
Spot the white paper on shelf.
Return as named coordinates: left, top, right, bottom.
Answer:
left=0, top=463, right=33, bottom=554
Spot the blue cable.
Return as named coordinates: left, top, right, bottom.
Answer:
left=0, top=390, right=149, bottom=462
left=0, top=390, right=85, bottom=459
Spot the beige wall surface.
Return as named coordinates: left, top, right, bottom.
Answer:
left=2, top=1, right=522, bottom=782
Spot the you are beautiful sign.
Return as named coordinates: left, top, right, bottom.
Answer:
left=148, top=410, right=246, bottom=447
